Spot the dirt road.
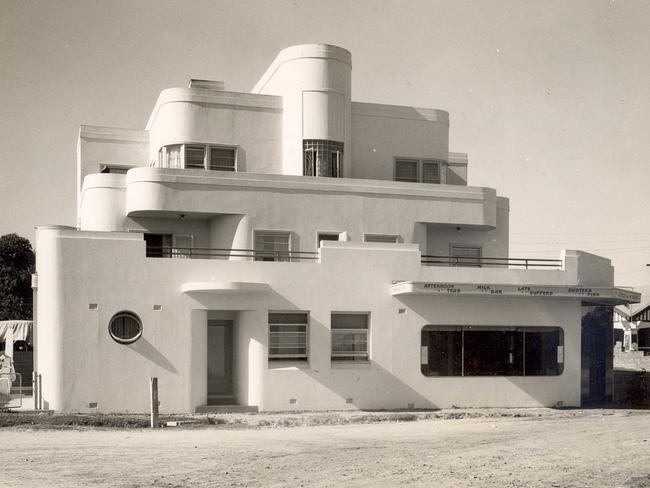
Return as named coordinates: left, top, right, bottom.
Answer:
left=3, top=410, right=650, bottom=487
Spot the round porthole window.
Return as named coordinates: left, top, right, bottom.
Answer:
left=108, top=311, right=142, bottom=344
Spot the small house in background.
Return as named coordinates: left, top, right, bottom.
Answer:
left=33, top=44, right=640, bottom=413
left=613, top=289, right=650, bottom=368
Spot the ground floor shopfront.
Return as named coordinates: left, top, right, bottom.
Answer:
left=34, top=227, right=639, bottom=413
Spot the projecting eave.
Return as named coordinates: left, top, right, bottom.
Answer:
left=392, top=281, right=641, bottom=306
left=182, top=282, right=270, bottom=294
left=123, top=167, right=500, bottom=228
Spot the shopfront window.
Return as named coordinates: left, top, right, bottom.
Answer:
left=421, top=326, right=563, bottom=376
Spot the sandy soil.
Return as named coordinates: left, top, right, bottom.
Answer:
left=3, top=410, right=650, bottom=488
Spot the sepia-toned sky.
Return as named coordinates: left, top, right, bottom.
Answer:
left=1, top=0, right=648, bottom=286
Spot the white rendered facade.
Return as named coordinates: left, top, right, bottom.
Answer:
left=36, top=44, right=639, bottom=413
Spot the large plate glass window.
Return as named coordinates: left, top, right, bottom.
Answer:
left=331, top=313, right=369, bottom=361
left=268, top=312, right=308, bottom=360
left=421, top=326, right=564, bottom=376
left=254, top=231, right=291, bottom=262
left=303, top=140, right=343, bottom=177
left=108, top=311, right=143, bottom=344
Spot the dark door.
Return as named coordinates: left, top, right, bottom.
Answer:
left=581, top=305, right=613, bottom=405
left=207, top=320, right=233, bottom=404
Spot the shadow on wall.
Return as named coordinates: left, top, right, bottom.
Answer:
left=392, top=295, right=578, bottom=408
left=131, top=337, right=178, bottom=374
left=267, top=290, right=439, bottom=410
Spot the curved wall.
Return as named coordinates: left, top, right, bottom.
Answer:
left=252, top=44, right=352, bottom=176
left=79, top=174, right=128, bottom=231
left=147, top=89, right=283, bottom=175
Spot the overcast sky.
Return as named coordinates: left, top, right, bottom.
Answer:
left=1, top=0, right=648, bottom=287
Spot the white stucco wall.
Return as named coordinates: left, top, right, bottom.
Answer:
left=36, top=227, right=615, bottom=413
left=77, top=126, right=149, bottom=212
left=252, top=44, right=352, bottom=177
left=146, top=88, right=283, bottom=175
left=350, top=102, right=449, bottom=182
left=79, top=168, right=504, bottom=254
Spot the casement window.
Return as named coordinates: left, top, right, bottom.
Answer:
left=303, top=140, right=343, bottom=177
left=157, top=144, right=236, bottom=171
left=450, top=245, right=482, bottom=267
left=254, top=231, right=291, bottom=262
left=395, top=160, right=418, bottom=182
left=421, top=326, right=564, bottom=377
left=268, top=312, right=309, bottom=360
left=395, top=159, right=446, bottom=184
left=364, top=234, right=400, bottom=243
left=331, top=313, right=369, bottom=361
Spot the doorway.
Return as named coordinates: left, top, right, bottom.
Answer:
left=207, top=320, right=234, bottom=405
left=581, top=305, right=613, bottom=405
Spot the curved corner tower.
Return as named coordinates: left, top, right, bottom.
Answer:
left=252, top=44, right=352, bottom=177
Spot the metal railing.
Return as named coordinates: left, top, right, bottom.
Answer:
left=421, top=255, right=563, bottom=269
left=146, top=246, right=319, bottom=261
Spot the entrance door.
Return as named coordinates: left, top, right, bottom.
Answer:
left=581, top=305, right=613, bottom=405
left=207, top=320, right=234, bottom=405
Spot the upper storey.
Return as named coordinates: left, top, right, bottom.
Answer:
left=109, top=44, right=459, bottom=185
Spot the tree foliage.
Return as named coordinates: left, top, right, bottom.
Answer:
left=0, top=233, right=35, bottom=320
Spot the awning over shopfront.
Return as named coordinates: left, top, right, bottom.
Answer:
left=391, top=281, right=641, bottom=306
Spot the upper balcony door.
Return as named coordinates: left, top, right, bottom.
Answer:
left=144, top=233, right=193, bottom=258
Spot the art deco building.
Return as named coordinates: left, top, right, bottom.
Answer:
left=34, top=44, right=639, bottom=412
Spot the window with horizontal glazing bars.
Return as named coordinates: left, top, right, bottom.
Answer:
left=331, top=313, right=369, bottom=361
left=268, top=312, right=309, bottom=360
left=254, top=231, right=291, bottom=262
left=157, top=144, right=236, bottom=171
left=394, top=158, right=446, bottom=184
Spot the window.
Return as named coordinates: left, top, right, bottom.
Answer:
left=144, top=233, right=194, bottom=259
left=100, top=164, right=133, bottom=174
left=422, top=161, right=441, bottom=183
left=254, top=231, right=291, bottom=262
left=395, top=159, right=446, bottom=184
left=395, top=160, right=418, bottom=182
left=171, top=234, right=194, bottom=259
left=157, top=144, right=236, bottom=171
left=210, top=147, right=236, bottom=171
left=317, top=232, right=340, bottom=247
left=144, top=233, right=172, bottom=258
left=331, top=313, right=369, bottom=361
left=450, top=245, right=481, bottom=267
left=108, top=311, right=142, bottom=344
left=269, top=312, right=308, bottom=360
left=303, top=140, right=343, bottom=177
left=184, top=145, right=206, bottom=169
left=421, top=326, right=564, bottom=376
left=364, top=234, right=399, bottom=243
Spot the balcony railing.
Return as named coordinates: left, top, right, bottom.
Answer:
left=421, top=255, right=563, bottom=269
left=146, top=246, right=319, bottom=261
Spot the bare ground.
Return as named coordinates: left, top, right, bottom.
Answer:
left=3, top=409, right=650, bottom=488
